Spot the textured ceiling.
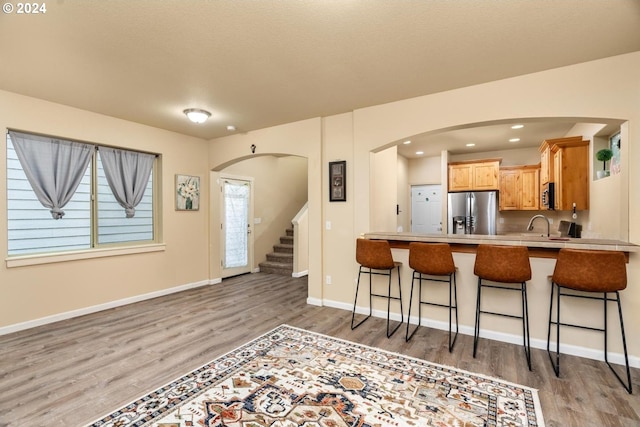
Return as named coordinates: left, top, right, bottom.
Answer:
left=1, top=0, right=639, bottom=141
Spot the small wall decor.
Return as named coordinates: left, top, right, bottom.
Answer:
left=329, top=160, right=346, bottom=202
left=176, top=174, right=200, bottom=210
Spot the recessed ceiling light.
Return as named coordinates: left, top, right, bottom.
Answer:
left=227, top=125, right=236, bottom=131
left=511, top=124, right=524, bottom=129
left=466, top=143, right=475, bottom=147
left=509, top=138, right=521, bottom=142
left=403, top=140, right=411, bottom=145
left=183, top=108, right=211, bottom=124
left=416, top=151, right=424, bottom=155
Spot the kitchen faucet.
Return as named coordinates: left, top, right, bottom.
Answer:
left=527, top=214, right=550, bottom=237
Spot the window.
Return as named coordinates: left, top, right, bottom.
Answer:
left=7, top=132, right=158, bottom=256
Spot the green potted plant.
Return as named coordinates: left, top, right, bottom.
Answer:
left=596, top=148, right=613, bottom=179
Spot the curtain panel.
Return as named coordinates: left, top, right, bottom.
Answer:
left=99, top=147, right=155, bottom=218
left=8, top=130, right=94, bottom=219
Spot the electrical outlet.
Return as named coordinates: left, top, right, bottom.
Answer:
left=326, top=221, right=332, bottom=230
left=326, top=275, right=332, bottom=285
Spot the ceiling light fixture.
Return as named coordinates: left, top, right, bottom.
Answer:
left=511, top=124, right=524, bottom=129
left=227, top=125, right=237, bottom=131
left=416, top=151, right=424, bottom=155
left=509, top=138, right=521, bottom=142
left=403, top=140, right=411, bottom=145
left=466, top=143, right=475, bottom=147
left=183, top=108, right=211, bottom=124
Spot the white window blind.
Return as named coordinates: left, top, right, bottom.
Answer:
left=7, top=133, right=157, bottom=256
left=7, top=137, right=91, bottom=254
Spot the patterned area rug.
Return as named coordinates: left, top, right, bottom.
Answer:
left=86, top=325, right=545, bottom=426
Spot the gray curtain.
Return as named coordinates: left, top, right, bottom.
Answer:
left=9, top=130, right=94, bottom=219
left=99, top=147, right=154, bottom=218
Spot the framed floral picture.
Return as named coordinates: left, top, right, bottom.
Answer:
left=176, top=174, right=200, bottom=211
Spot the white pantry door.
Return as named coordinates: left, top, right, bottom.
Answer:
left=411, top=185, right=442, bottom=233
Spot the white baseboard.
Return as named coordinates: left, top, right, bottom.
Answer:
left=0, top=279, right=220, bottom=336
left=325, top=299, right=640, bottom=369
left=292, top=270, right=309, bottom=278
left=306, top=297, right=323, bottom=306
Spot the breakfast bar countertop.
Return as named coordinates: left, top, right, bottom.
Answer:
left=364, top=232, right=640, bottom=253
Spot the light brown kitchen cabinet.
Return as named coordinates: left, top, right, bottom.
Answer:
left=448, top=159, right=500, bottom=192
left=499, top=164, right=540, bottom=211
left=539, top=136, right=589, bottom=211
left=540, top=144, right=551, bottom=184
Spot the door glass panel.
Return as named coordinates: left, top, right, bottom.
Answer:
left=223, top=181, right=249, bottom=268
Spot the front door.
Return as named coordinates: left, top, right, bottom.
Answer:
left=221, top=177, right=253, bottom=278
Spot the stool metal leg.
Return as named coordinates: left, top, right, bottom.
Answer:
left=406, top=271, right=458, bottom=351
left=473, top=277, right=482, bottom=358
left=605, top=291, right=632, bottom=394
left=352, top=265, right=403, bottom=337
left=385, top=264, right=403, bottom=338
left=521, top=281, right=531, bottom=371
left=448, top=272, right=459, bottom=352
left=405, top=272, right=422, bottom=342
left=547, top=286, right=632, bottom=394
left=351, top=266, right=373, bottom=330
left=546, top=281, right=561, bottom=376
left=474, top=277, right=530, bottom=369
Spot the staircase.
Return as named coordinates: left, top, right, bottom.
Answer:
left=259, top=227, right=294, bottom=276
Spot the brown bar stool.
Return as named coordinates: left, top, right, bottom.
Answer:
left=405, top=243, right=458, bottom=351
left=473, top=244, right=532, bottom=370
left=547, top=248, right=632, bottom=393
left=351, top=238, right=404, bottom=338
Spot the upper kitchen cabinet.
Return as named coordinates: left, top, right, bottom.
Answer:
left=448, top=159, right=500, bottom=192
left=499, top=164, right=540, bottom=211
left=539, top=136, right=589, bottom=210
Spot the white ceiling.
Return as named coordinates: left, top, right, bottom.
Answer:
left=1, top=0, right=639, bottom=145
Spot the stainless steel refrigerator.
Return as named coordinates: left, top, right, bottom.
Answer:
left=448, top=191, right=498, bottom=235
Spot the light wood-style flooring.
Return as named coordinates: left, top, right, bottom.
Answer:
left=0, top=273, right=638, bottom=426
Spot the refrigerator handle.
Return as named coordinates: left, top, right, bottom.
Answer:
left=468, top=193, right=476, bottom=233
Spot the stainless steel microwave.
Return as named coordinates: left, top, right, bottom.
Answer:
left=541, top=182, right=555, bottom=210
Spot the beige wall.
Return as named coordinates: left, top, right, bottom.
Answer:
left=408, top=155, right=442, bottom=185
left=450, top=147, right=541, bottom=166
left=220, top=155, right=308, bottom=268
left=321, top=113, right=355, bottom=303
left=3, top=52, right=640, bottom=366
left=371, top=147, right=398, bottom=231
left=339, top=52, right=640, bottom=361
left=396, top=155, right=409, bottom=232
left=0, top=89, right=211, bottom=329
left=207, top=118, right=323, bottom=300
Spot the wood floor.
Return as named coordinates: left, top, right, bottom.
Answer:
left=0, top=273, right=638, bottom=426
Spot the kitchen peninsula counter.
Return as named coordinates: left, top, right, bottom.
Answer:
left=364, top=232, right=639, bottom=260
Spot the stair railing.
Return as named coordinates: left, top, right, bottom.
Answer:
left=291, top=202, right=309, bottom=277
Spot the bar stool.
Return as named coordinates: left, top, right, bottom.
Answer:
left=405, top=243, right=458, bottom=351
left=547, top=248, right=632, bottom=393
left=473, top=244, right=532, bottom=370
left=351, top=238, right=404, bottom=338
